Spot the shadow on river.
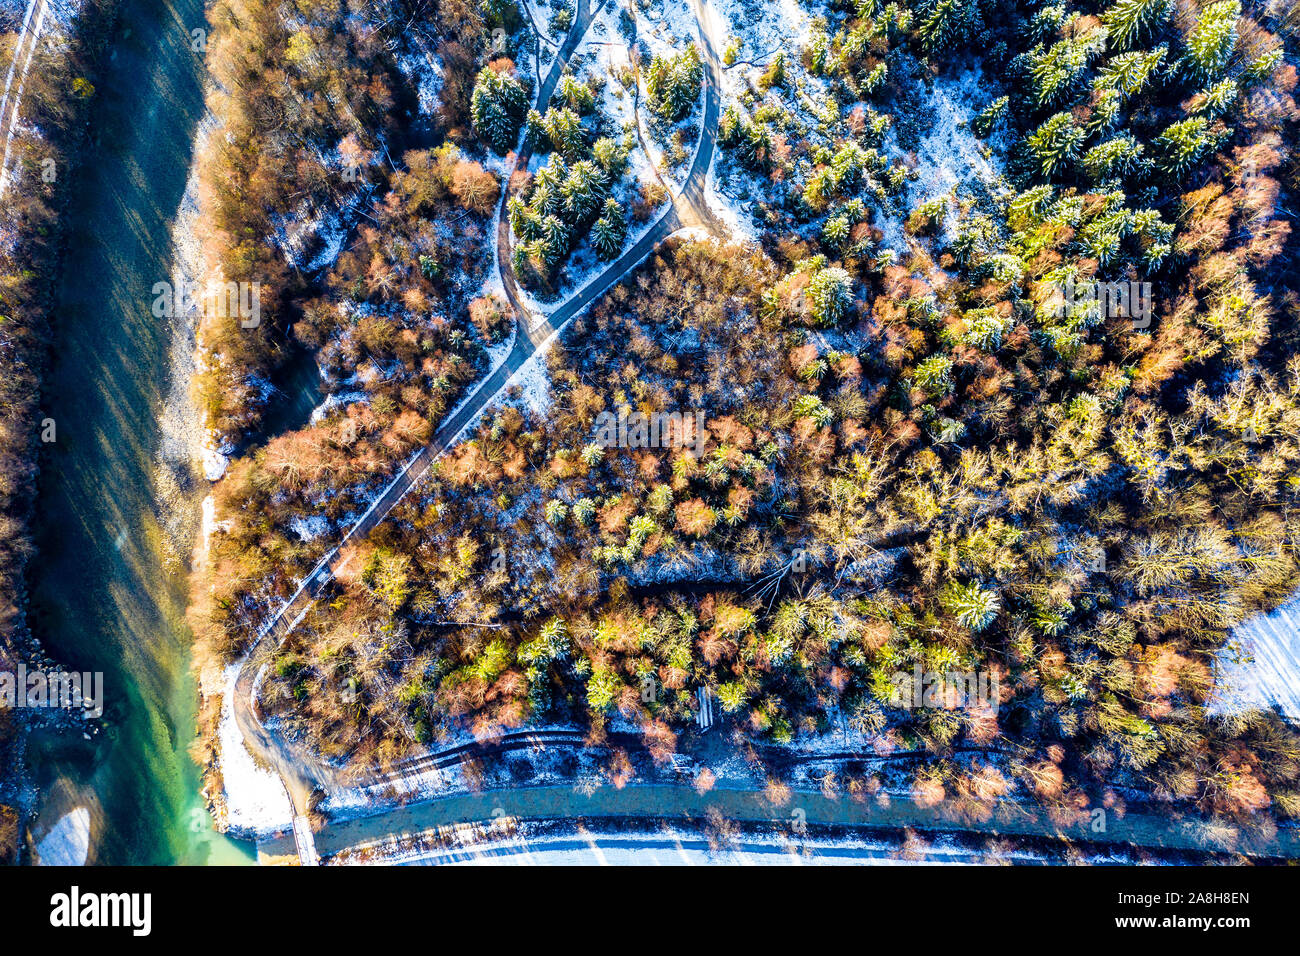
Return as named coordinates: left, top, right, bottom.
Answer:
left=27, top=0, right=253, bottom=864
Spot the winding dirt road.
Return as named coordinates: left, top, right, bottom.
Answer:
left=233, top=0, right=728, bottom=839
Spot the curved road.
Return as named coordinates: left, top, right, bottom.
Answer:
left=381, top=832, right=1020, bottom=866
left=233, top=0, right=728, bottom=834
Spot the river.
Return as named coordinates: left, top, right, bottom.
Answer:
left=26, top=0, right=252, bottom=864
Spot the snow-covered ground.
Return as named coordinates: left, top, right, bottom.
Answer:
left=523, top=0, right=568, bottom=76
left=704, top=0, right=1010, bottom=257
left=503, top=335, right=555, bottom=416
left=630, top=0, right=706, bottom=195
left=878, top=69, right=1010, bottom=252
left=711, top=0, right=813, bottom=79
left=270, top=183, right=373, bottom=274
left=512, top=0, right=675, bottom=314
left=33, top=806, right=90, bottom=866
left=703, top=0, right=836, bottom=240
left=703, top=168, right=757, bottom=241
left=289, top=514, right=329, bottom=541
left=1210, top=592, right=1300, bottom=723
left=198, top=493, right=234, bottom=557
left=217, top=663, right=294, bottom=835
left=635, top=0, right=699, bottom=61
left=396, top=47, right=444, bottom=119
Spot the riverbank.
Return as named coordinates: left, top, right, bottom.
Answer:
left=25, top=0, right=253, bottom=864
left=168, top=113, right=290, bottom=840
left=0, top=0, right=119, bottom=863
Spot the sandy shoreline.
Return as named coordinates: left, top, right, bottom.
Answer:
left=155, top=115, right=219, bottom=579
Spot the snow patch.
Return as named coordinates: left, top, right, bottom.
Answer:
left=202, top=441, right=229, bottom=481
left=879, top=68, right=1009, bottom=252
left=305, top=216, right=350, bottom=271
left=308, top=389, right=369, bottom=424
left=705, top=163, right=758, bottom=242
left=34, top=807, right=90, bottom=866
left=289, top=514, right=329, bottom=542
left=508, top=337, right=554, bottom=416
left=440, top=330, right=554, bottom=448
left=218, top=664, right=294, bottom=835
left=199, top=494, right=231, bottom=555
left=1210, top=593, right=1300, bottom=723
left=396, top=50, right=445, bottom=117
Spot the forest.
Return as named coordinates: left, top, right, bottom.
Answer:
left=187, top=0, right=1300, bottom=835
